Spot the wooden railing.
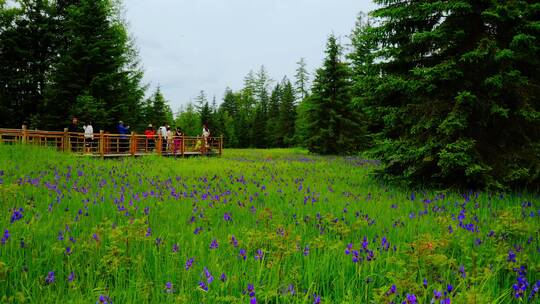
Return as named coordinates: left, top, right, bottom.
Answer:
left=0, top=127, right=223, bottom=157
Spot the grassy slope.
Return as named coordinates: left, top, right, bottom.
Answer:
left=0, top=145, right=538, bottom=303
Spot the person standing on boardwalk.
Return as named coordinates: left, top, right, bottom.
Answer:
left=68, top=117, right=80, bottom=152
left=83, top=121, right=94, bottom=153
left=144, top=124, right=155, bottom=151
left=118, top=121, right=130, bottom=153
left=202, top=124, right=210, bottom=151
left=166, top=126, right=172, bottom=153
left=173, top=128, right=183, bottom=155
left=158, top=123, right=167, bottom=152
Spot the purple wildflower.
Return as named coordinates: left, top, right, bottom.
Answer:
left=185, top=258, right=194, bottom=270
left=303, top=245, right=310, bottom=256
left=223, top=212, right=232, bottom=221
left=362, top=236, right=369, bottom=249
left=45, top=271, right=55, bottom=284
left=165, top=281, right=173, bottom=293
left=210, top=239, right=218, bottom=249
left=345, top=243, right=353, bottom=255
left=288, top=284, right=295, bottom=295
left=255, top=249, right=264, bottom=261
left=529, top=281, right=540, bottom=301
left=68, top=272, right=75, bottom=282
left=96, top=295, right=112, bottom=304
left=405, top=293, right=417, bottom=304
left=247, top=283, right=255, bottom=297
left=172, top=243, right=179, bottom=253
left=239, top=248, right=247, bottom=260
left=198, top=281, right=208, bottom=291
left=1, top=230, right=9, bottom=245
left=459, top=265, right=466, bottom=278
left=230, top=235, right=238, bottom=247
left=313, top=293, right=321, bottom=304
left=352, top=250, right=360, bottom=263
left=220, top=273, right=227, bottom=282
left=385, top=284, right=396, bottom=296
left=204, top=267, right=214, bottom=283
left=508, top=250, right=516, bottom=263
left=10, top=208, right=23, bottom=224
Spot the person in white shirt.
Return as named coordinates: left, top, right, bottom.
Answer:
left=158, top=123, right=168, bottom=152
left=83, top=121, right=94, bottom=153
left=202, top=124, right=210, bottom=149
left=166, top=126, right=172, bottom=153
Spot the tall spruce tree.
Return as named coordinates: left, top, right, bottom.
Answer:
left=364, top=0, right=540, bottom=189
left=294, top=57, right=310, bottom=101
left=279, top=78, right=297, bottom=147
left=146, top=86, right=171, bottom=127
left=175, top=102, right=200, bottom=136
left=266, top=83, right=281, bottom=147
left=305, top=35, right=362, bottom=155
left=0, top=0, right=56, bottom=128
left=44, top=0, right=144, bottom=130
left=348, top=12, right=379, bottom=140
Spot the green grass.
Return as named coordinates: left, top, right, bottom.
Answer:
left=0, top=145, right=538, bottom=303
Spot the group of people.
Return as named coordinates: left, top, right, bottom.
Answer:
left=66, top=117, right=212, bottom=153
left=143, top=123, right=211, bottom=153
left=67, top=117, right=94, bottom=152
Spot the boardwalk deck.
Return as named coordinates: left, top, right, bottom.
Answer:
left=0, top=127, right=223, bottom=158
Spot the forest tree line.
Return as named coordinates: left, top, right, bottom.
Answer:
left=1, top=0, right=538, bottom=189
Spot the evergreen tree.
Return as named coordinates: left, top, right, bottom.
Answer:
left=294, top=99, right=310, bottom=147
left=279, top=78, right=297, bottom=147
left=146, top=86, right=171, bottom=127
left=348, top=12, right=379, bottom=139
left=44, top=0, right=144, bottom=130
left=364, top=0, right=540, bottom=189
left=0, top=0, right=56, bottom=128
left=221, top=87, right=238, bottom=117
left=294, top=57, right=310, bottom=101
left=175, top=102, right=200, bottom=136
left=305, top=35, right=363, bottom=155
left=251, top=92, right=268, bottom=148
left=194, top=90, right=207, bottom=112
left=266, top=83, right=281, bottom=147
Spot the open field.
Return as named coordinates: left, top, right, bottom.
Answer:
left=0, top=145, right=538, bottom=303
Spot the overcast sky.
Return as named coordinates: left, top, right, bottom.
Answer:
left=123, top=0, right=377, bottom=111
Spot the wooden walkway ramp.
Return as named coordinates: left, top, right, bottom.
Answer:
left=0, top=127, right=223, bottom=158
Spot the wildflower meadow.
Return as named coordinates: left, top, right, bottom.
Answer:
left=0, top=145, right=538, bottom=303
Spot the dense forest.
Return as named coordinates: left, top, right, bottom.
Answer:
left=1, top=0, right=538, bottom=189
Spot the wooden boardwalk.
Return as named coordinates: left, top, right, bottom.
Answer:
left=0, top=127, right=223, bottom=158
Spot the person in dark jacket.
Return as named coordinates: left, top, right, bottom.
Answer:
left=68, top=117, right=80, bottom=152
left=118, top=121, right=130, bottom=153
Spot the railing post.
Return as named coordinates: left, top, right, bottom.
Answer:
left=181, top=135, right=185, bottom=157
left=157, top=134, right=162, bottom=156
left=130, top=132, right=136, bottom=156
left=220, top=135, right=223, bottom=156
left=22, top=125, right=28, bottom=144
left=99, top=130, right=105, bottom=158
left=63, top=128, right=69, bottom=152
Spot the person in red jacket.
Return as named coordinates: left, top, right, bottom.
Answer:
left=144, top=124, right=155, bottom=151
